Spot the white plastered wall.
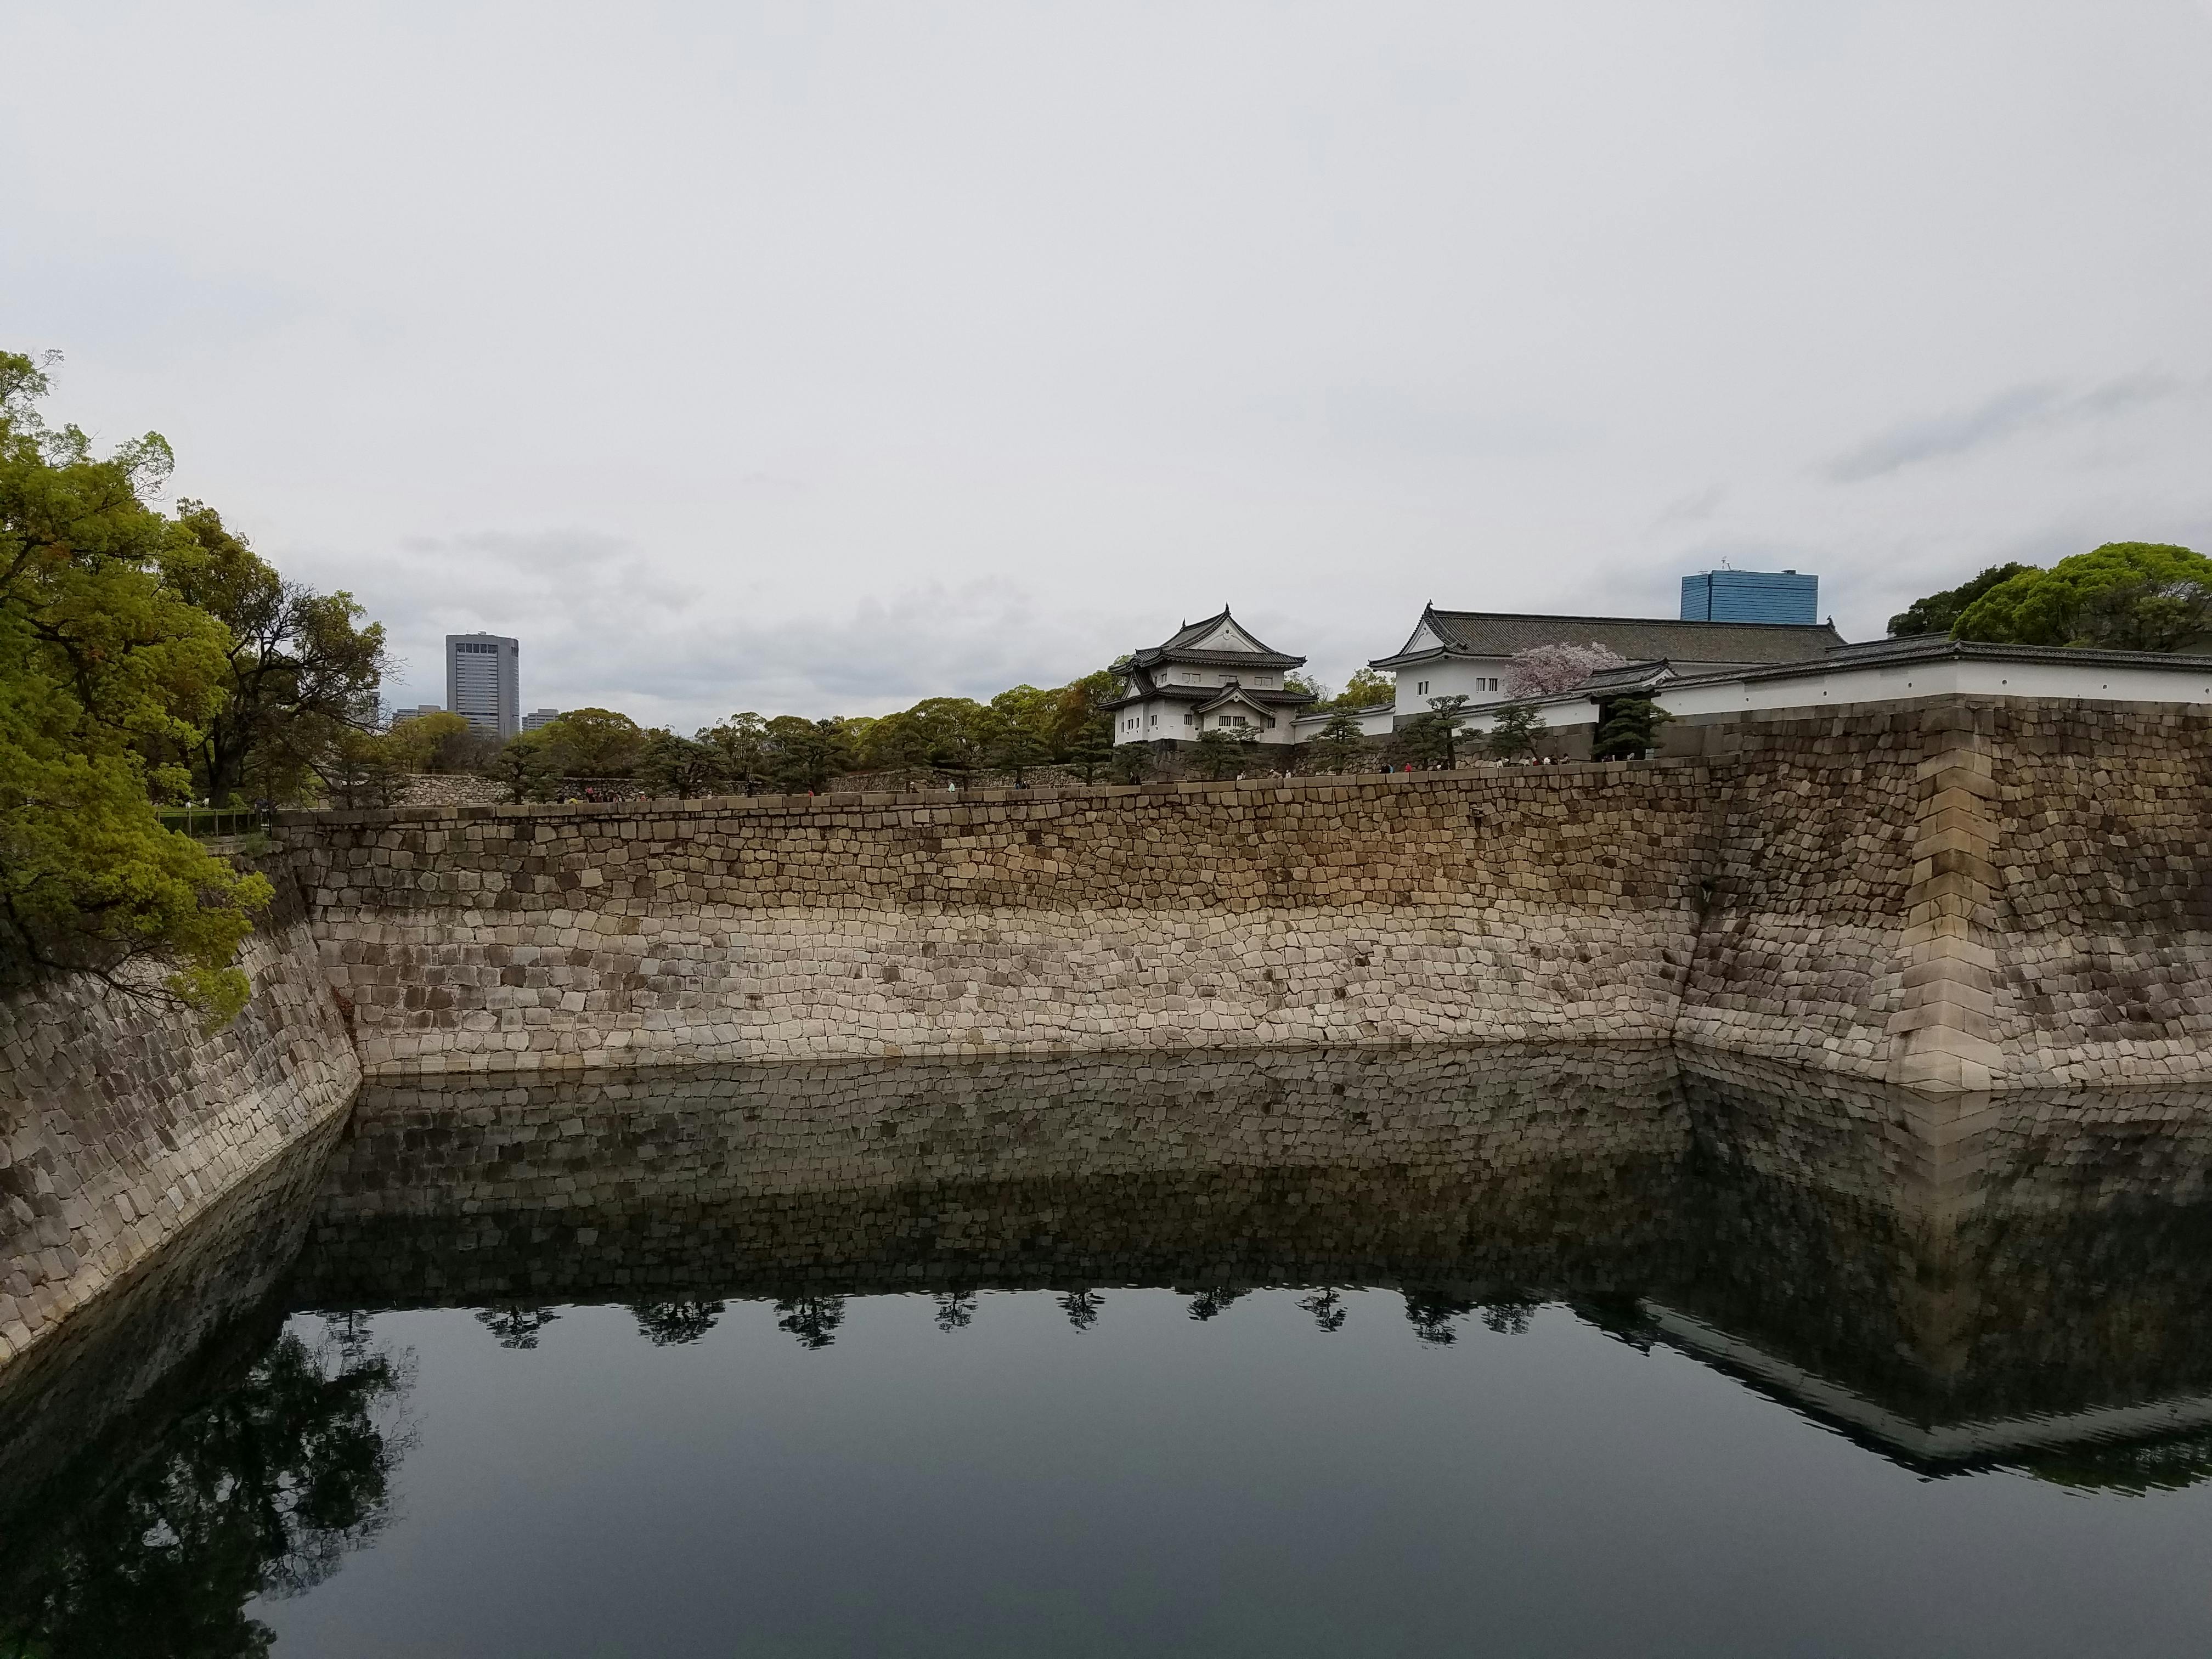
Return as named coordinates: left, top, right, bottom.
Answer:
left=1658, top=657, right=2212, bottom=720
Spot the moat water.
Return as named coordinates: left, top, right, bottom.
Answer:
left=10, top=1045, right=2212, bottom=1656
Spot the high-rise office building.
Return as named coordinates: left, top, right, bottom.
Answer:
left=1680, top=568, right=1819, bottom=625
left=445, top=634, right=521, bottom=740
left=522, top=708, right=562, bottom=732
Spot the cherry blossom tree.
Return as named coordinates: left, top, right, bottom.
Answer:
left=1504, top=641, right=1629, bottom=697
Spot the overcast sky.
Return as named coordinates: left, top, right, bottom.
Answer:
left=7, top=2, right=2211, bottom=728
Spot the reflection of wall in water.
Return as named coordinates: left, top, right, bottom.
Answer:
left=0, top=1109, right=356, bottom=1607
left=1660, top=1055, right=2212, bottom=1460
left=291, top=1048, right=2212, bottom=1474
left=292, top=1046, right=1694, bottom=1308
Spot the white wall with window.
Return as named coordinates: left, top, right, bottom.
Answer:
left=1394, top=658, right=1517, bottom=718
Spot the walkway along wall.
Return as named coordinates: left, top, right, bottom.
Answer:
left=280, top=695, right=2212, bottom=1092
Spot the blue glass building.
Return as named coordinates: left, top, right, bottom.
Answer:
left=1680, top=568, right=1819, bottom=625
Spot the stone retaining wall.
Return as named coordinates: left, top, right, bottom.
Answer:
left=0, top=866, right=358, bottom=1366
left=286, top=764, right=1716, bottom=1076
left=280, top=696, right=2212, bottom=1089
left=1677, top=697, right=2212, bottom=1089
left=4, top=693, right=2207, bottom=1374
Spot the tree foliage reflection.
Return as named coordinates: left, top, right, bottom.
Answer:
left=1299, top=1288, right=1347, bottom=1333
left=775, top=1296, right=845, bottom=1350
left=1058, top=1290, right=1103, bottom=1331
left=933, top=1290, right=978, bottom=1333
left=0, top=1318, right=411, bottom=1659
left=473, top=1306, right=560, bottom=1349
left=631, top=1300, right=725, bottom=1347
left=1183, top=1287, right=1246, bottom=1321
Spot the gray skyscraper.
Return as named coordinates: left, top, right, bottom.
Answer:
left=445, top=633, right=521, bottom=740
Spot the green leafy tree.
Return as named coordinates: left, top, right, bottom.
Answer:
left=1065, top=719, right=1113, bottom=782
left=1593, top=695, right=1671, bottom=760
left=387, top=709, right=477, bottom=774
left=698, top=712, right=774, bottom=790
left=1191, top=724, right=1258, bottom=780
left=1049, top=668, right=1120, bottom=761
left=1400, top=693, right=1470, bottom=768
left=858, top=696, right=991, bottom=776
left=1284, top=670, right=1328, bottom=701
left=1333, top=667, right=1395, bottom=710
left=0, top=350, right=269, bottom=1020
left=165, top=502, right=388, bottom=804
left=1953, top=543, right=2212, bottom=651
left=318, top=727, right=409, bottom=808
left=1303, top=707, right=1369, bottom=774
left=635, top=729, right=723, bottom=797
left=988, top=715, right=1049, bottom=782
left=1107, top=742, right=1150, bottom=783
left=1887, top=561, right=2034, bottom=639
left=487, top=731, right=561, bottom=802
left=764, top=715, right=850, bottom=791
left=1486, top=702, right=1545, bottom=761
left=537, top=707, right=645, bottom=777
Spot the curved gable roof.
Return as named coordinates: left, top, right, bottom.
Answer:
left=1132, top=606, right=1306, bottom=670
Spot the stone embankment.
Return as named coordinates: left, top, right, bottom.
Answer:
left=281, top=695, right=2212, bottom=1092
left=2, top=691, right=2209, bottom=1378
left=286, top=762, right=1712, bottom=1077
left=0, top=864, right=358, bottom=1367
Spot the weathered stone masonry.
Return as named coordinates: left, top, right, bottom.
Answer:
left=0, top=864, right=358, bottom=1368
left=3, top=692, right=2207, bottom=1375
left=284, top=695, right=2212, bottom=1090
left=1676, top=697, right=2212, bottom=1089
left=285, top=764, right=1715, bottom=1076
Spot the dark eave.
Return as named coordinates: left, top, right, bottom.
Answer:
left=1664, top=635, right=2212, bottom=691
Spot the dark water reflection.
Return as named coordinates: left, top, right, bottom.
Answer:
left=9, top=1045, right=2212, bottom=1655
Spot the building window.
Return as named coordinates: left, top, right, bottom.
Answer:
left=1146, top=714, right=1156, bottom=726
left=1417, top=680, right=1429, bottom=695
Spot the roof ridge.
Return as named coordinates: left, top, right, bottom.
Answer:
left=1426, top=608, right=1838, bottom=632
